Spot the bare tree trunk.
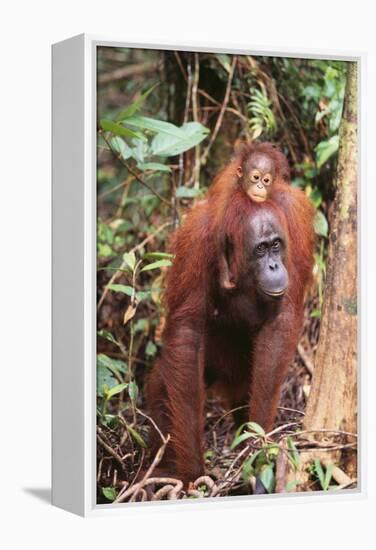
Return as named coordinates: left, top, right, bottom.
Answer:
left=302, top=63, right=358, bottom=478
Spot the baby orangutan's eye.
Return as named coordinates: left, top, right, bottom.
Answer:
left=262, top=174, right=272, bottom=186
left=250, top=170, right=261, bottom=183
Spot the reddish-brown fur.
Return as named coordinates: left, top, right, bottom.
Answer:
left=146, top=143, right=315, bottom=485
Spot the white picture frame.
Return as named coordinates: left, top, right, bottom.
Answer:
left=52, top=34, right=366, bottom=517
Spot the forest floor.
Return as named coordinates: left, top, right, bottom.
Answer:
left=96, top=291, right=348, bottom=504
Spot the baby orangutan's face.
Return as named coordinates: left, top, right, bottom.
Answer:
left=236, top=152, right=275, bottom=203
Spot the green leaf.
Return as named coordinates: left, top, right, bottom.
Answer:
left=286, top=436, right=300, bottom=469
left=97, top=329, right=121, bottom=347
left=133, top=318, right=149, bottom=333
left=266, top=443, right=279, bottom=459
left=143, top=251, right=174, bottom=261
left=100, top=119, right=141, bottom=139
left=123, top=251, right=136, bottom=270
left=314, top=458, right=325, bottom=488
left=102, top=487, right=117, bottom=501
left=315, top=135, right=339, bottom=168
left=97, top=353, right=126, bottom=374
left=130, top=138, right=149, bottom=164
left=123, top=116, right=209, bottom=157
left=128, top=380, right=139, bottom=402
left=97, top=243, right=113, bottom=258
left=106, top=383, right=127, bottom=400
left=140, top=259, right=172, bottom=272
left=125, top=116, right=185, bottom=137
left=116, top=83, right=159, bottom=121
left=110, top=136, right=132, bottom=160
left=98, top=221, right=114, bottom=244
left=241, top=450, right=262, bottom=481
left=215, top=54, right=231, bottom=73
left=314, top=210, right=328, bottom=237
left=245, top=422, right=265, bottom=437
left=259, top=464, right=275, bottom=494
left=137, top=162, right=171, bottom=173
left=127, top=425, right=147, bottom=448
left=230, top=431, right=256, bottom=450
left=151, top=121, right=209, bottom=157
left=107, top=284, right=134, bottom=297
left=309, top=188, right=323, bottom=208
left=176, top=186, right=202, bottom=198
left=136, top=290, right=151, bottom=301
left=97, top=354, right=126, bottom=396
left=324, top=463, right=334, bottom=490
left=310, top=308, right=322, bottom=318
left=285, top=479, right=300, bottom=492
left=97, top=364, right=117, bottom=397
left=145, top=340, right=157, bottom=357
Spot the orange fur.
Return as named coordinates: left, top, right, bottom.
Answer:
left=146, top=143, right=315, bottom=485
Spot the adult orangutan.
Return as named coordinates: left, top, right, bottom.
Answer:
left=146, top=142, right=315, bottom=486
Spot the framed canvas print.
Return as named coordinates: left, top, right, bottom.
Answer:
left=52, top=35, right=365, bottom=516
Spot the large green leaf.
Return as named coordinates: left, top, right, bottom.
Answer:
left=125, top=116, right=184, bottom=137
left=315, top=135, right=339, bottom=168
left=124, top=116, right=209, bottom=157
left=151, top=121, right=209, bottom=157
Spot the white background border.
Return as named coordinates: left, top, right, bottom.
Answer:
left=1, top=1, right=374, bottom=548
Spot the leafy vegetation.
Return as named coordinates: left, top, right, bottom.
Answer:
left=96, top=47, right=348, bottom=503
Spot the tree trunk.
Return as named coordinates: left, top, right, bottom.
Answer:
left=302, top=63, right=358, bottom=477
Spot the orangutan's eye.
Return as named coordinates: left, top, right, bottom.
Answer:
left=250, top=170, right=261, bottom=183
left=256, top=243, right=267, bottom=255
left=272, top=239, right=281, bottom=251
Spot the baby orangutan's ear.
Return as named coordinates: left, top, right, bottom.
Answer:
left=236, top=166, right=243, bottom=178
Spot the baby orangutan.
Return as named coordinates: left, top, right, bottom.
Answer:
left=236, top=150, right=275, bottom=202
left=219, top=143, right=287, bottom=291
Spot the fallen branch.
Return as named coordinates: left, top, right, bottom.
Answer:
left=320, top=457, right=353, bottom=486
left=97, top=432, right=125, bottom=470
left=114, top=434, right=171, bottom=503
